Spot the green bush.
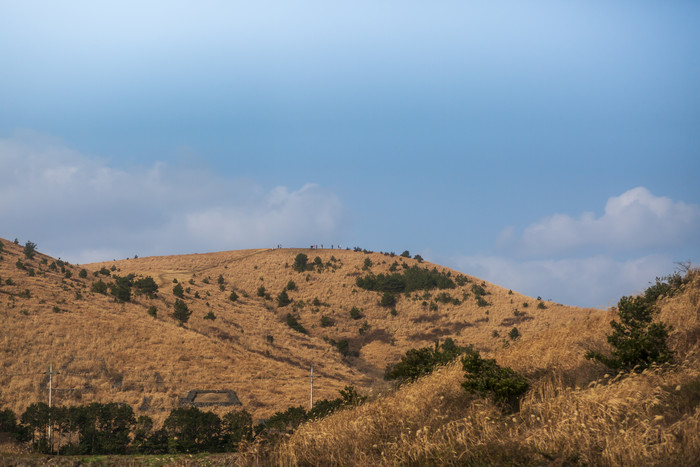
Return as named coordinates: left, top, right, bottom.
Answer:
left=229, top=291, right=239, bottom=302
left=91, top=280, right=108, bottom=295
left=293, top=253, right=311, bottom=272
left=362, top=258, right=373, bottom=270
left=79, top=268, right=88, bottom=279
left=320, top=315, right=335, bottom=327
left=413, top=254, right=424, bottom=262
left=586, top=294, right=673, bottom=372
left=386, top=338, right=468, bottom=383
left=204, top=311, right=217, bottom=320
left=509, top=327, right=520, bottom=340
left=173, top=283, right=185, bottom=298
left=218, top=274, right=225, bottom=285
left=147, top=306, right=157, bottom=318
left=380, top=291, right=397, bottom=307
left=110, top=275, right=133, bottom=302
left=476, top=296, right=489, bottom=307
left=173, top=299, right=191, bottom=324
left=134, top=276, right=158, bottom=297
left=23, top=241, right=37, bottom=259
left=277, top=290, right=292, bottom=307
left=461, top=349, right=529, bottom=410
left=400, top=250, right=410, bottom=258
left=336, top=339, right=351, bottom=356
left=349, top=307, right=362, bottom=320
left=286, top=280, right=297, bottom=291
left=257, top=285, right=266, bottom=297
left=356, top=266, right=455, bottom=294
left=286, top=314, right=307, bottom=334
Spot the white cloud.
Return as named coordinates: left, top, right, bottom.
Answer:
left=0, top=132, right=346, bottom=262
left=507, top=187, right=700, bottom=256
left=450, top=254, right=674, bottom=308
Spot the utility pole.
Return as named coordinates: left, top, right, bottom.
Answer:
left=310, top=364, right=314, bottom=410
left=48, top=362, right=53, bottom=452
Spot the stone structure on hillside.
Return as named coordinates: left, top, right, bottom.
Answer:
left=178, top=389, right=242, bottom=407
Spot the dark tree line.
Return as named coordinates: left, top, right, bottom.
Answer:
left=0, top=402, right=253, bottom=455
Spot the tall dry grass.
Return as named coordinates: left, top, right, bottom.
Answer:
left=242, top=271, right=700, bottom=466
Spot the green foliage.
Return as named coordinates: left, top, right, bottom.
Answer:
left=229, top=290, right=239, bottom=302
left=79, top=268, right=88, bottom=278
left=0, top=240, right=3, bottom=253
left=173, top=299, right=191, bottom=325
left=363, top=257, right=373, bottom=270
left=147, top=306, right=157, bottom=318
left=586, top=293, right=673, bottom=372
left=335, top=339, right=351, bottom=356
left=173, top=283, right=184, bottom=298
left=537, top=301, right=546, bottom=309
left=380, top=291, right=397, bottom=307
left=293, top=253, right=311, bottom=272
left=221, top=410, right=253, bottom=450
left=23, top=241, right=37, bottom=259
left=349, top=306, right=362, bottom=319
left=134, top=276, right=158, bottom=297
left=320, top=315, right=335, bottom=327
left=400, top=250, right=410, bottom=258
left=471, top=284, right=486, bottom=296
left=277, top=289, right=292, bottom=307
left=461, top=349, right=529, bottom=410
left=164, top=406, right=221, bottom=453
left=286, top=280, right=297, bottom=290
left=91, top=279, right=108, bottom=295
left=110, top=275, right=133, bottom=302
left=435, top=292, right=460, bottom=305
left=509, top=327, right=521, bottom=340
left=356, top=265, right=456, bottom=294
left=15, top=259, right=26, bottom=270
left=266, top=406, right=307, bottom=433
left=204, top=311, right=217, bottom=320
left=99, top=267, right=111, bottom=276
left=286, top=313, right=307, bottom=334
left=257, top=285, right=266, bottom=297
left=217, top=274, right=225, bottom=285
left=413, top=254, right=424, bottom=262
left=385, top=338, right=468, bottom=383
left=476, top=296, right=489, bottom=307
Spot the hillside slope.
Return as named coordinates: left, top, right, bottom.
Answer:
left=0, top=238, right=597, bottom=421
left=250, top=270, right=700, bottom=465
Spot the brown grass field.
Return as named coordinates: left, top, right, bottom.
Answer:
left=2, top=237, right=698, bottom=465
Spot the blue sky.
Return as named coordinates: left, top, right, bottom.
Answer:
left=1, top=1, right=699, bottom=307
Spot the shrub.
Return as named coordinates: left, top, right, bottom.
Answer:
left=336, top=339, right=350, bottom=356
left=218, top=274, right=225, bottom=285
left=386, top=338, right=468, bottom=383
left=23, top=241, right=37, bottom=259
left=147, top=306, right=157, bottom=318
left=413, top=254, right=423, bottom=262
left=229, top=291, right=239, bottom=302
left=79, top=269, right=88, bottom=279
left=320, top=315, right=335, bottom=327
left=476, top=296, right=489, bottom=307
left=362, top=258, right=373, bottom=270
left=173, top=283, right=184, bottom=298
left=400, top=250, right=410, bottom=258
left=586, top=294, right=673, bottom=371
left=349, top=307, right=362, bottom=320
left=509, top=327, right=520, bottom=340
left=134, top=276, right=158, bottom=297
left=461, top=349, right=529, bottom=410
left=356, top=266, right=456, bottom=294
left=16, top=259, right=26, bottom=270
left=99, top=267, right=111, bottom=276
left=173, top=299, right=191, bottom=324
left=163, top=406, right=221, bottom=453
left=537, top=301, right=546, bottom=309
left=0, top=240, right=3, bottom=253
left=277, top=290, right=292, bottom=307
left=293, top=253, right=310, bottom=272
left=380, top=291, right=397, bottom=307
left=286, top=280, right=297, bottom=291
left=522, top=302, right=529, bottom=308
left=286, top=314, right=307, bottom=334
left=110, top=275, right=133, bottom=302
left=204, top=311, right=217, bottom=320
left=257, top=285, right=266, bottom=297
left=17, top=289, right=31, bottom=299
left=92, top=280, right=108, bottom=295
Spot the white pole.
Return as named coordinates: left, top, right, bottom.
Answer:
left=310, top=364, right=314, bottom=410
left=48, top=362, right=52, bottom=451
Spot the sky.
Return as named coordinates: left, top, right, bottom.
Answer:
left=1, top=1, right=699, bottom=308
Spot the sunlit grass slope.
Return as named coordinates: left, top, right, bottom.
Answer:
left=0, top=238, right=595, bottom=424
left=244, top=270, right=700, bottom=465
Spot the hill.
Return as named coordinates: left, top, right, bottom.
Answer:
left=244, top=269, right=700, bottom=465
left=0, top=238, right=597, bottom=423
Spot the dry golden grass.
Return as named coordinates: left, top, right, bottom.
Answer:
left=242, top=271, right=700, bottom=466
left=0, top=238, right=596, bottom=425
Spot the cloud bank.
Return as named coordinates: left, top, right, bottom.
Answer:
left=0, top=132, right=345, bottom=263
left=450, top=188, right=699, bottom=307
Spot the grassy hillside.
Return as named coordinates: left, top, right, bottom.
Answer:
left=0, top=238, right=595, bottom=425
left=243, top=269, right=700, bottom=465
